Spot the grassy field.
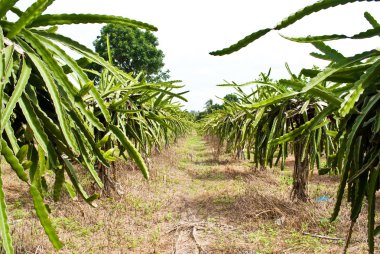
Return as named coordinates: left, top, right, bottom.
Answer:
left=2, top=133, right=378, bottom=253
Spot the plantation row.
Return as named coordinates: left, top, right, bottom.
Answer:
left=0, top=0, right=380, bottom=253
left=0, top=1, right=192, bottom=253
left=205, top=0, right=380, bottom=253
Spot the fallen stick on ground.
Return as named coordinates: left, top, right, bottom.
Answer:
left=191, top=226, right=205, bottom=253
left=167, top=221, right=233, bottom=234
left=255, top=210, right=273, bottom=217
left=302, top=232, right=344, bottom=241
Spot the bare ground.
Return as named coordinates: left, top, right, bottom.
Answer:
left=2, top=134, right=379, bottom=253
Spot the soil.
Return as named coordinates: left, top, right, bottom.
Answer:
left=1, top=134, right=379, bottom=253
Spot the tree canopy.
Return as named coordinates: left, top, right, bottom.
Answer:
left=93, top=24, right=169, bottom=82
left=223, top=93, right=239, bottom=104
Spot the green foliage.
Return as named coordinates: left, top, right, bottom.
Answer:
left=203, top=72, right=338, bottom=201
left=204, top=99, right=223, bottom=113
left=30, top=185, right=62, bottom=250
left=223, top=93, right=239, bottom=103
left=30, top=14, right=158, bottom=31
left=93, top=24, right=169, bottom=82
left=88, top=50, right=191, bottom=161
left=210, top=0, right=380, bottom=252
left=110, top=125, right=149, bottom=179
left=196, top=94, right=241, bottom=120
left=209, top=0, right=378, bottom=56
left=0, top=1, right=191, bottom=252
left=0, top=168, right=13, bottom=254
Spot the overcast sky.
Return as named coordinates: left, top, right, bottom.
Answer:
left=17, top=0, right=380, bottom=111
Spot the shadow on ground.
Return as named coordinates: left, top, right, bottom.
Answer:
left=188, top=166, right=254, bottom=181
left=193, top=158, right=231, bottom=166
left=180, top=171, right=317, bottom=230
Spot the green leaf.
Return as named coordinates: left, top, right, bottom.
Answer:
left=275, top=0, right=367, bottom=30
left=31, top=30, right=127, bottom=84
left=279, top=79, right=342, bottom=106
left=33, top=33, right=109, bottom=127
left=63, top=158, right=98, bottom=206
left=350, top=137, right=366, bottom=221
left=64, top=181, right=77, bottom=199
left=352, top=27, right=380, bottom=39
left=326, top=129, right=338, bottom=137
left=210, top=0, right=374, bottom=55
left=30, top=14, right=158, bottom=31
left=27, top=96, right=65, bottom=141
left=90, top=86, right=111, bottom=123
left=77, top=81, right=93, bottom=97
left=67, top=110, right=110, bottom=167
left=30, top=185, right=62, bottom=250
left=18, top=94, right=59, bottom=167
left=109, top=125, right=149, bottom=179
left=374, top=225, right=380, bottom=236
left=281, top=27, right=380, bottom=43
left=343, top=94, right=380, bottom=169
left=103, top=148, right=117, bottom=161
left=62, top=159, right=88, bottom=199
left=364, top=11, right=380, bottom=28
left=22, top=161, right=32, bottom=170
left=1, top=140, right=28, bottom=182
left=302, top=50, right=380, bottom=93
left=4, top=122, right=19, bottom=152
left=73, top=129, right=103, bottom=188
left=96, top=132, right=111, bottom=148
left=28, top=147, right=39, bottom=185
left=0, top=0, right=19, bottom=19
left=0, top=166, right=13, bottom=254
left=339, top=59, right=380, bottom=117
left=1, top=59, right=31, bottom=132
left=209, top=28, right=271, bottom=56
left=7, top=0, right=54, bottom=39
left=310, top=52, right=332, bottom=61
left=332, top=93, right=380, bottom=221
left=106, top=34, right=112, bottom=64
left=16, top=144, right=28, bottom=162
left=53, top=166, right=64, bottom=202
left=17, top=37, right=79, bottom=155
left=367, top=164, right=380, bottom=253
left=311, top=42, right=345, bottom=62
left=348, top=150, right=380, bottom=183
left=373, top=108, right=380, bottom=133
left=282, top=33, right=347, bottom=43
left=271, top=106, right=335, bottom=145
left=37, top=146, right=45, bottom=186
left=9, top=6, right=23, bottom=17
left=244, top=92, right=299, bottom=109
left=2, top=45, right=14, bottom=86
left=300, top=68, right=361, bottom=83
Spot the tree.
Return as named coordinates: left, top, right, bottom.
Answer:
left=93, top=24, right=169, bottom=82
left=204, top=99, right=223, bottom=114
left=223, top=93, right=240, bottom=104
left=204, top=99, right=214, bottom=114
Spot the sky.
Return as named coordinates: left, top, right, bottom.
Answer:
left=16, top=0, right=380, bottom=111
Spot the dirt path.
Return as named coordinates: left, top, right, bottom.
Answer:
left=3, top=134, right=375, bottom=253
left=157, top=135, right=250, bottom=253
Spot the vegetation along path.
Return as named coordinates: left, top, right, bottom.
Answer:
left=4, top=132, right=377, bottom=253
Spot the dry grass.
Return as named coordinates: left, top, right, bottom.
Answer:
left=1, top=134, right=379, bottom=253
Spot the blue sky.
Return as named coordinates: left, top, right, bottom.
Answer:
left=16, top=0, right=380, bottom=111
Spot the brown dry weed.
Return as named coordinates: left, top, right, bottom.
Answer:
left=1, top=134, right=379, bottom=253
